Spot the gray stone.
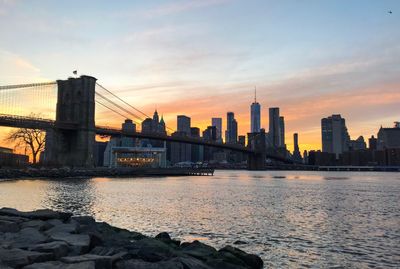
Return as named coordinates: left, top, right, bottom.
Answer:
left=21, top=220, right=52, bottom=231
left=46, top=219, right=64, bottom=227
left=205, top=259, right=247, bottom=269
left=171, top=257, right=213, bottom=269
left=0, top=208, right=71, bottom=221
left=219, top=246, right=263, bottom=269
left=133, top=238, right=176, bottom=262
left=49, top=233, right=90, bottom=255
left=0, top=247, right=53, bottom=268
left=115, top=259, right=184, bottom=269
left=0, top=215, right=29, bottom=224
left=29, top=241, right=69, bottom=259
left=0, top=220, right=19, bottom=233
left=45, top=223, right=78, bottom=235
left=2, top=227, right=48, bottom=249
left=72, top=216, right=96, bottom=226
left=23, top=261, right=95, bottom=269
left=155, top=232, right=180, bottom=247
left=61, top=254, right=112, bottom=269
left=180, top=240, right=217, bottom=260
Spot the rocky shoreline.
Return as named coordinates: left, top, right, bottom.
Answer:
left=0, top=167, right=214, bottom=180
left=0, top=207, right=263, bottom=268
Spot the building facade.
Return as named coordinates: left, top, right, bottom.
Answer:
left=211, top=117, right=223, bottom=142
left=321, top=114, right=350, bottom=158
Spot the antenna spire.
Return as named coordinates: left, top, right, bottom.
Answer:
left=254, top=86, right=257, bottom=103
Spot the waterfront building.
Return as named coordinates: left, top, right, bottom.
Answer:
left=226, top=112, right=238, bottom=143
left=377, top=123, right=400, bottom=150
left=269, top=107, right=280, bottom=148
left=0, top=146, right=29, bottom=167
left=250, top=88, right=261, bottom=133
left=292, top=133, right=302, bottom=162
left=211, top=117, right=223, bottom=142
left=321, top=114, right=350, bottom=158
left=191, top=127, right=203, bottom=163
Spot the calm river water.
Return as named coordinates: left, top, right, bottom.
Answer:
left=0, top=170, right=399, bottom=268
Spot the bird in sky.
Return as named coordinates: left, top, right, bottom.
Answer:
left=388, top=10, right=392, bottom=14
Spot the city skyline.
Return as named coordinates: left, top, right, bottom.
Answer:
left=0, top=0, right=399, bottom=152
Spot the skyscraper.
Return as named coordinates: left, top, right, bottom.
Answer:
left=321, top=114, right=350, bottom=158
left=269, top=107, right=280, bottom=148
left=177, top=115, right=191, bottom=135
left=211, top=118, right=222, bottom=142
left=293, top=133, right=302, bottom=162
left=226, top=112, right=238, bottom=143
left=279, top=116, right=285, bottom=148
left=250, top=87, right=261, bottom=133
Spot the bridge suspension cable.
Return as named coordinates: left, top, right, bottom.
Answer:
left=95, top=100, right=131, bottom=120
left=0, top=81, right=56, bottom=91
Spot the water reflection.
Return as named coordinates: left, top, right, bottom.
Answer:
left=43, top=178, right=95, bottom=216
left=0, top=171, right=399, bottom=268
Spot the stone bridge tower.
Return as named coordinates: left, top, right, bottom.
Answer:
left=45, top=76, right=96, bottom=167
left=247, top=129, right=267, bottom=170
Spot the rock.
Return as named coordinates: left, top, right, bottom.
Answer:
left=23, top=261, right=95, bottom=269
left=49, top=232, right=90, bottom=255
left=72, top=216, right=96, bottom=226
left=2, top=227, right=48, bottom=249
left=132, top=238, right=176, bottom=262
left=155, top=232, right=180, bottom=247
left=219, top=246, right=263, bottom=269
left=0, top=215, right=29, bottom=224
left=45, top=223, right=78, bottom=235
left=61, top=254, right=112, bottom=269
left=180, top=240, right=218, bottom=260
left=233, top=240, right=247, bottom=245
left=205, top=259, right=248, bottom=269
left=46, top=219, right=64, bottom=227
left=171, top=257, right=213, bottom=269
left=0, top=220, right=19, bottom=233
left=0, top=208, right=72, bottom=221
left=115, top=259, right=184, bottom=269
left=0, top=247, right=53, bottom=268
left=21, top=220, right=52, bottom=231
left=29, top=241, right=69, bottom=259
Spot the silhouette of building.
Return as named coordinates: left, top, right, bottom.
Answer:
left=377, top=123, right=400, bottom=150
left=211, top=117, right=223, bottom=142
left=238, top=135, right=246, bottom=146
left=279, top=116, right=285, bottom=148
left=0, top=146, right=29, bottom=167
left=177, top=115, right=191, bottom=135
left=269, top=108, right=280, bottom=148
left=250, top=88, right=261, bottom=133
left=369, top=135, right=377, bottom=150
left=321, top=114, right=350, bottom=158
left=292, top=133, right=302, bottom=162
left=348, top=136, right=367, bottom=151
left=226, top=112, right=238, bottom=144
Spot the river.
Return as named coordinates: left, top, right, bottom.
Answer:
left=0, top=170, right=399, bottom=268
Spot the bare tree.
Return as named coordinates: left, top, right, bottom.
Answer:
left=6, top=128, right=46, bottom=164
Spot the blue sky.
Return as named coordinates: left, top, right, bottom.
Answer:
left=0, top=0, right=399, bottom=150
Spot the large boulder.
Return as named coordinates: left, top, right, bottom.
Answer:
left=29, top=241, right=69, bottom=259
left=180, top=240, right=218, bottom=260
left=155, top=232, right=180, bottom=247
left=0, top=208, right=71, bottom=221
left=219, top=246, right=263, bottom=269
left=61, top=254, right=112, bottom=269
left=1, top=227, right=48, bottom=249
left=0, top=220, right=19, bottom=233
left=0, top=247, right=53, bottom=268
left=21, top=220, right=52, bottom=231
left=23, top=261, right=95, bottom=269
left=45, top=223, right=79, bottom=235
left=49, top=232, right=90, bottom=255
left=115, top=259, right=184, bottom=269
left=130, top=238, right=177, bottom=262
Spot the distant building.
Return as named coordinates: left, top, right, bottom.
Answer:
left=250, top=88, right=261, bottom=133
left=348, top=136, right=367, bottom=151
left=238, top=135, right=246, bottom=146
left=226, top=112, right=238, bottom=143
left=203, top=126, right=217, bottom=142
left=269, top=108, right=280, bottom=148
left=377, top=124, right=400, bottom=150
left=177, top=115, right=191, bottom=135
left=279, top=116, right=285, bottom=148
left=0, top=147, right=29, bottom=167
left=211, top=118, right=223, bottom=142
left=308, top=150, right=336, bottom=166
left=170, top=131, right=191, bottom=164
left=191, top=127, right=203, bottom=163
left=292, top=133, right=302, bottom=162
left=321, top=114, right=350, bottom=158
left=369, top=135, right=377, bottom=150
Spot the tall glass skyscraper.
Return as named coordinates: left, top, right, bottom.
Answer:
left=321, top=114, right=350, bottom=158
left=250, top=88, right=261, bottom=133
left=211, top=117, right=222, bottom=142
left=269, top=107, right=280, bottom=148
left=226, top=112, right=238, bottom=143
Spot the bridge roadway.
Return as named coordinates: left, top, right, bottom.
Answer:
left=0, top=114, right=292, bottom=163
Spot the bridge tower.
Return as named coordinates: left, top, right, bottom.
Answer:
left=247, top=129, right=267, bottom=170
left=45, top=76, right=96, bottom=167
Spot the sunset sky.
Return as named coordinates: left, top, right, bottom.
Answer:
left=0, top=0, right=399, bottom=152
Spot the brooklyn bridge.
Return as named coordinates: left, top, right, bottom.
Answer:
left=0, top=75, right=294, bottom=170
